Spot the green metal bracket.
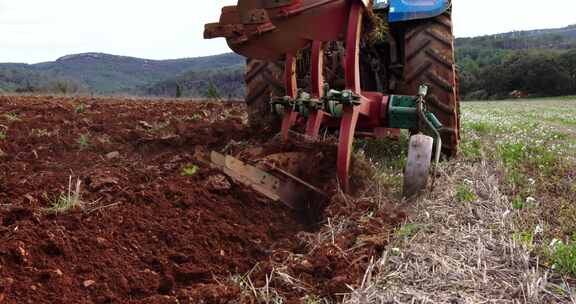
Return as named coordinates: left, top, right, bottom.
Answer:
left=299, top=92, right=324, bottom=118
left=271, top=84, right=362, bottom=119
left=270, top=90, right=323, bottom=118
left=388, top=84, right=443, bottom=181
left=388, top=95, right=418, bottom=129
left=388, top=95, right=443, bottom=130
left=271, top=83, right=443, bottom=138
left=270, top=95, right=293, bottom=116
left=323, top=84, right=361, bottom=118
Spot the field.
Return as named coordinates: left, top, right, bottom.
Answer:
left=349, top=98, right=576, bottom=303
left=0, top=95, right=575, bottom=303
left=0, top=96, right=404, bottom=303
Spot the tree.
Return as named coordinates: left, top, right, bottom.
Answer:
left=204, top=81, right=221, bottom=101
left=559, top=50, right=576, bottom=90
left=175, top=83, right=183, bottom=98
left=480, top=51, right=573, bottom=98
left=44, top=79, right=88, bottom=95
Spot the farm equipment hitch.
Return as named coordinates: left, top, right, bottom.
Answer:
left=272, top=84, right=443, bottom=142
left=271, top=83, right=444, bottom=197
left=416, top=85, right=442, bottom=167
left=271, top=91, right=324, bottom=118
left=271, top=84, right=363, bottom=118
left=323, top=87, right=362, bottom=117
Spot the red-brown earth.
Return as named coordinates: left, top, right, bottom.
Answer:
left=0, top=96, right=404, bottom=303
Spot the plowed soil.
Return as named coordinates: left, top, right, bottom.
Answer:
left=0, top=96, right=404, bottom=303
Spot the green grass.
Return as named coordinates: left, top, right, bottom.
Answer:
left=77, top=134, right=90, bottom=150
left=355, top=132, right=410, bottom=194
left=511, top=196, right=525, bottom=210
left=181, top=164, right=199, bottom=176
left=466, top=121, right=495, bottom=135
left=356, top=133, right=410, bottom=172
left=0, top=131, right=6, bottom=140
left=513, top=230, right=535, bottom=250
left=463, top=96, right=576, bottom=276
left=464, top=98, right=573, bottom=192
left=455, top=183, right=477, bottom=203
left=229, top=269, right=285, bottom=304
left=543, top=95, right=576, bottom=101
left=45, top=178, right=84, bottom=214
left=460, top=137, right=483, bottom=159
left=355, top=97, right=576, bottom=300
left=183, top=114, right=204, bottom=122
left=551, top=241, right=576, bottom=276
left=395, top=223, right=420, bottom=239
left=4, top=112, right=20, bottom=122
left=355, top=97, right=575, bottom=278
left=75, top=102, right=86, bottom=114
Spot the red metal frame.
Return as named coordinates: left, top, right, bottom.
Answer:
left=281, top=54, right=299, bottom=141
left=275, top=0, right=402, bottom=192
left=206, top=0, right=409, bottom=192
left=336, top=1, right=364, bottom=191
left=220, top=0, right=400, bottom=192
left=305, top=40, right=327, bottom=139
left=344, top=2, right=362, bottom=94
left=310, top=40, right=324, bottom=98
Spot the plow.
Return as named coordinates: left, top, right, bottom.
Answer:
left=205, top=0, right=460, bottom=198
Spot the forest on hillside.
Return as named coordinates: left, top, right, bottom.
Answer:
left=456, top=26, right=576, bottom=99
left=0, top=53, right=245, bottom=96
left=143, top=65, right=244, bottom=100
left=458, top=49, right=576, bottom=100
left=1, top=26, right=576, bottom=100
left=167, top=26, right=576, bottom=101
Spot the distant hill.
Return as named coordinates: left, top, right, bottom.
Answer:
left=456, top=25, right=576, bottom=50
left=0, top=52, right=244, bottom=94
left=1, top=25, right=576, bottom=99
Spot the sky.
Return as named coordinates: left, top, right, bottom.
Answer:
left=0, top=0, right=575, bottom=64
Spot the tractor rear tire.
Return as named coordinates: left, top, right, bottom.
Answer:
left=397, top=11, right=460, bottom=157
left=245, top=59, right=285, bottom=133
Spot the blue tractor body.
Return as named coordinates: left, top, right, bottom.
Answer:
left=373, top=0, right=450, bottom=23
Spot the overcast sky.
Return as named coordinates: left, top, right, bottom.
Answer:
left=1, top=0, right=575, bottom=64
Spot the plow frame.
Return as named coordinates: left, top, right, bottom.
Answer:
left=205, top=0, right=453, bottom=195
left=278, top=1, right=397, bottom=192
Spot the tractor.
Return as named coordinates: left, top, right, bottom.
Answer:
left=205, top=0, right=460, bottom=197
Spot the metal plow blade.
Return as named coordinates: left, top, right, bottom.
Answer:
left=210, top=151, right=326, bottom=209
